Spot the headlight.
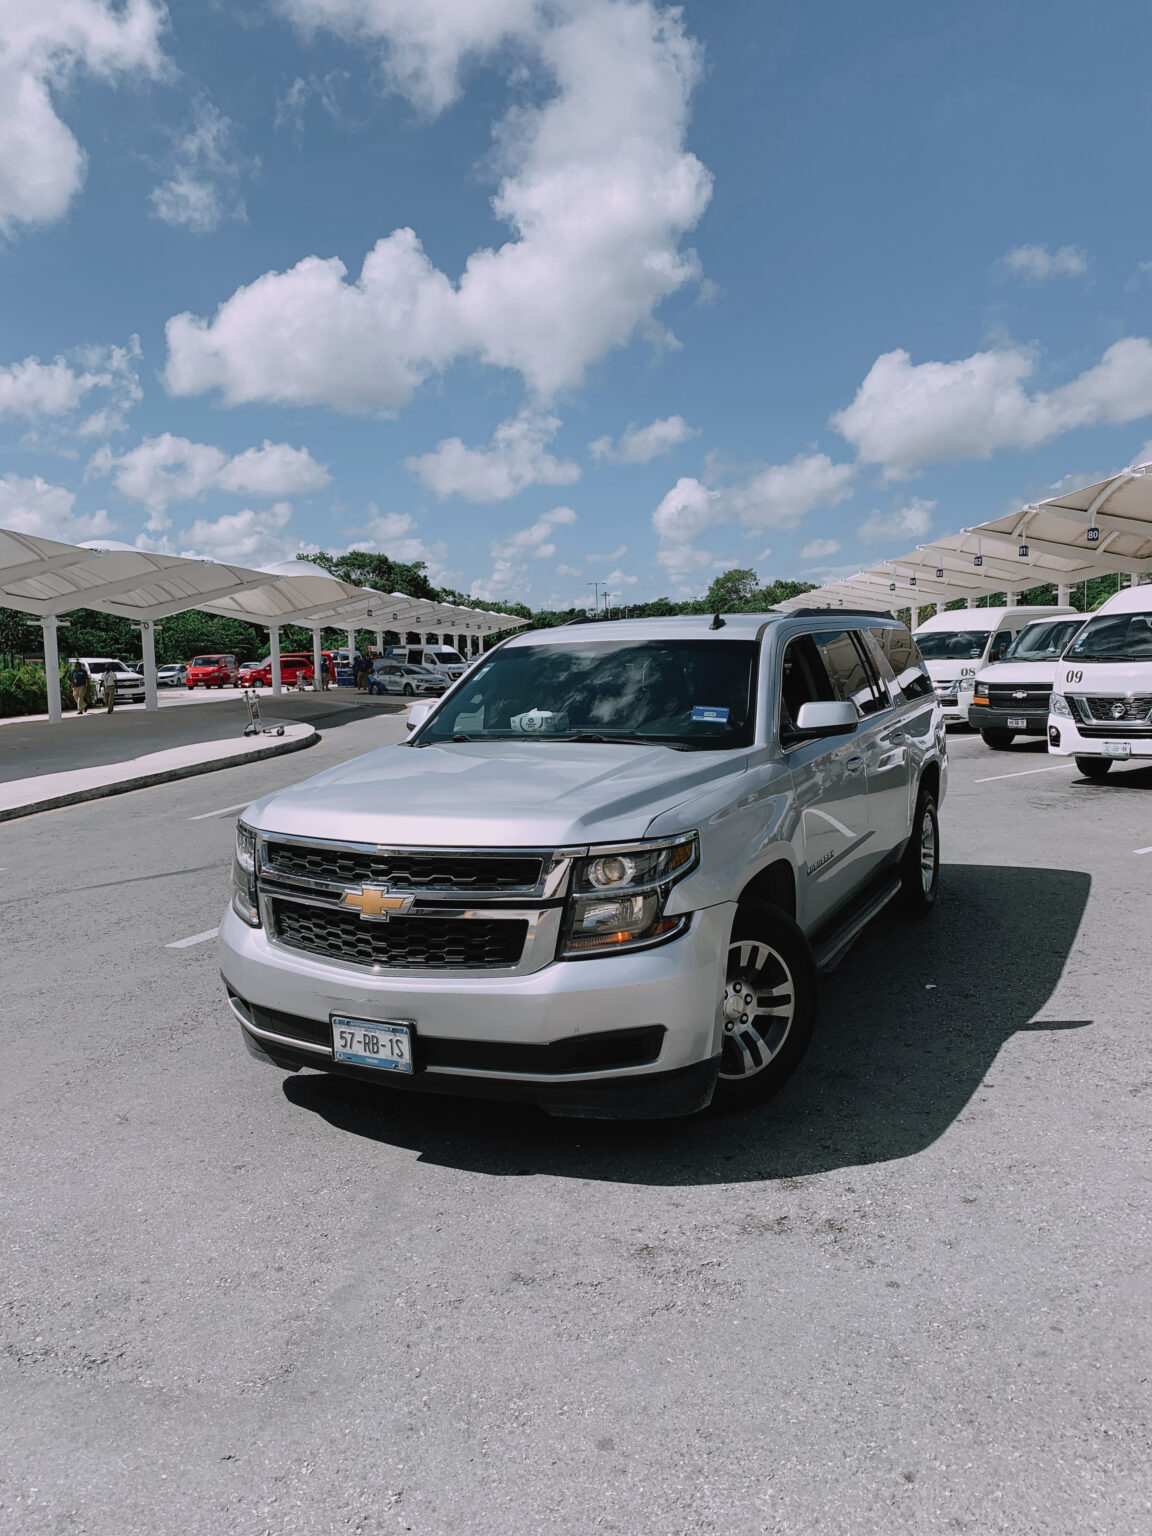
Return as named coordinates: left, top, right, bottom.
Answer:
left=231, top=821, right=260, bottom=926
left=1049, top=693, right=1073, bottom=718
left=561, top=833, right=698, bottom=957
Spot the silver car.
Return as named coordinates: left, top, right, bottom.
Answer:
left=367, top=661, right=446, bottom=698
left=220, top=612, right=946, bottom=1119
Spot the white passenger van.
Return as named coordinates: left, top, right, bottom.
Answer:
left=1047, top=584, right=1152, bottom=778
left=968, top=613, right=1087, bottom=748
left=912, top=606, right=1073, bottom=723
left=383, top=644, right=468, bottom=680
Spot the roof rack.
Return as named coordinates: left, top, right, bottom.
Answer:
left=784, top=607, right=895, bottom=620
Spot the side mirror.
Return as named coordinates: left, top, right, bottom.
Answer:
left=406, top=699, right=435, bottom=733
left=793, top=700, right=859, bottom=737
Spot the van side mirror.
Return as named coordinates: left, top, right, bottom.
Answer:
left=793, top=700, right=859, bottom=737
left=406, top=700, right=435, bottom=732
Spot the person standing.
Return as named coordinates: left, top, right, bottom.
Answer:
left=102, top=662, right=118, bottom=714
left=70, top=659, right=89, bottom=715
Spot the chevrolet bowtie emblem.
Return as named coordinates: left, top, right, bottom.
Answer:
left=341, top=887, right=415, bottom=920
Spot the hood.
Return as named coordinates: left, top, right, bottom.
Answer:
left=922, top=658, right=984, bottom=684
left=245, top=739, right=749, bottom=848
left=974, top=660, right=1059, bottom=686
left=1057, top=659, right=1152, bottom=695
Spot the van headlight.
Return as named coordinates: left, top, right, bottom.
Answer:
left=232, top=822, right=261, bottom=926
left=1050, top=693, right=1073, bottom=718
left=561, top=833, right=698, bottom=957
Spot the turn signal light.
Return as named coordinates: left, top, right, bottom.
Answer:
left=973, top=693, right=990, bottom=706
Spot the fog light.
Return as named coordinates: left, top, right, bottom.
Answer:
left=1049, top=726, right=1061, bottom=746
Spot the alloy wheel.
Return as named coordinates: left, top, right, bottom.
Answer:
left=920, top=806, right=937, bottom=896
left=718, top=939, right=796, bottom=1080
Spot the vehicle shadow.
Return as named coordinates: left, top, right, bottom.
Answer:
left=282, top=863, right=1091, bottom=1185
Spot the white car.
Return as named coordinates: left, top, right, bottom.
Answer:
left=79, top=657, right=146, bottom=703
left=1048, top=585, right=1152, bottom=777
left=968, top=614, right=1087, bottom=748
left=912, top=606, right=1074, bottom=723
left=156, top=664, right=187, bottom=688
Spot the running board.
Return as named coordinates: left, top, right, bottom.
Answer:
left=811, top=874, right=902, bottom=973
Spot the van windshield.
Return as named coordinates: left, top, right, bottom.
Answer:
left=914, top=630, right=988, bottom=660
left=1004, top=618, right=1084, bottom=661
left=415, top=639, right=759, bottom=749
left=190, top=657, right=219, bottom=666
left=1063, top=611, right=1152, bottom=663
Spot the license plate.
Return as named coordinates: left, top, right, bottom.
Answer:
left=1103, top=741, right=1131, bottom=759
left=1007, top=716, right=1028, bottom=729
left=331, top=1016, right=413, bottom=1073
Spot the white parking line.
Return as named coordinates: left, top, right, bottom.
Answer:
left=974, top=765, right=1071, bottom=784
left=188, top=802, right=251, bottom=821
left=166, top=928, right=219, bottom=949
left=1135, top=845, right=1152, bottom=856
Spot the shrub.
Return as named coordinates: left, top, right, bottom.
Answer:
left=0, top=664, right=50, bottom=717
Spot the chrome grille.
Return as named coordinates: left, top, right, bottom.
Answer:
left=264, top=840, right=544, bottom=893
left=985, top=684, right=1052, bottom=709
left=271, top=902, right=529, bottom=970
left=1075, top=694, right=1152, bottom=723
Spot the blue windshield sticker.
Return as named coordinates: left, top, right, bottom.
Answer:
left=691, top=705, right=729, bottom=723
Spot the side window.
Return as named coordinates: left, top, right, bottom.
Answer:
left=988, top=630, right=1013, bottom=661
left=812, top=629, right=888, bottom=717
left=868, top=625, right=934, bottom=702
left=778, top=634, right=837, bottom=740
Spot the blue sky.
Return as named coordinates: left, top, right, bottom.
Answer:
left=4, top=0, right=1152, bottom=609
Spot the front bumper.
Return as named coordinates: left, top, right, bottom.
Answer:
left=218, top=900, right=734, bottom=1118
left=968, top=704, right=1048, bottom=737
left=1047, top=716, right=1152, bottom=761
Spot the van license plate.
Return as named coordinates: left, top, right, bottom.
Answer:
left=331, top=1017, right=413, bottom=1072
left=1103, top=741, right=1131, bottom=759
left=1007, top=716, right=1027, bottom=729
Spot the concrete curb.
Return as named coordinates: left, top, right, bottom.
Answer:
left=0, top=723, right=319, bottom=822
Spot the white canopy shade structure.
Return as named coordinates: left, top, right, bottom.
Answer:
left=0, top=528, right=279, bottom=722
left=1, top=534, right=526, bottom=721
left=778, top=464, right=1152, bottom=619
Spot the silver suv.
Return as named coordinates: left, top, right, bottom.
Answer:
left=220, top=612, right=946, bottom=1118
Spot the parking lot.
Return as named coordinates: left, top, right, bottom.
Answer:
left=2, top=721, right=1149, bottom=1536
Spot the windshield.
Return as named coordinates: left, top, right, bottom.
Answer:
left=433, top=650, right=464, bottom=666
left=191, top=656, right=219, bottom=667
left=416, top=639, right=759, bottom=749
left=1004, top=618, right=1084, bottom=661
left=1063, top=611, right=1152, bottom=663
left=914, top=629, right=990, bottom=661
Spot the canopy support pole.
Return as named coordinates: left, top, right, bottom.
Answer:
left=375, top=629, right=384, bottom=656
left=312, top=629, right=323, bottom=691
left=41, top=617, right=61, bottom=724
left=269, top=625, right=282, bottom=697
left=1058, top=584, right=1072, bottom=607
left=141, top=620, right=158, bottom=712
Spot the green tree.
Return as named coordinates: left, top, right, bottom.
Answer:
left=703, top=568, right=759, bottom=611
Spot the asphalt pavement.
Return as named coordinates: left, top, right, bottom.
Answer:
left=1, top=726, right=1149, bottom=1535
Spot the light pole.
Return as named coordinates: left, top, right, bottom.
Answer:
left=602, top=591, right=615, bottom=619
left=587, top=580, right=602, bottom=615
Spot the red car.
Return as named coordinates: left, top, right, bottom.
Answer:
left=243, top=653, right=315, bottom=687
left=186, top=653, right=239, bottom=688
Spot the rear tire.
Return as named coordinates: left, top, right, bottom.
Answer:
left=900, top=785, right=940, bottom=917
left=1075, top=756, right=1113, bottom=779
left=711, top=901, right=817, bottom=1112
left=980, top=728, right=1016, bottom=749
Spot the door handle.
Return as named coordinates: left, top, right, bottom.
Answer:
left=844, top=755, right=865, bottom=774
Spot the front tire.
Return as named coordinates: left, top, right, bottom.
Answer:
left=711, top=902, right=817, bottom=1112
left=1075, top=756, right=1113, bottom=779
left=981, top=728, right=1016, bottom=749
left=403, top=683, right=414, bottom=696
left=900, top=785, right=940, bottom=917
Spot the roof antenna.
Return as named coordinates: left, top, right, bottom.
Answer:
left=709, top=611, right=726, bottom=630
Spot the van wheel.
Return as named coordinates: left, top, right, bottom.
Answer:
left=981, top=728, right=1015, bottom=749
left=1075, top=756, right=1113, bottom=779
left=900, top=785, right=939, bottom=917
left=711, top=902, right=817, bottom=1112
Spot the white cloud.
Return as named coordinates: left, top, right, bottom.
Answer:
left=150, top=98, right=253, bottom=235
left=0, top=339, right=140, bottom=433
left=651, top=475, right=722, bottom=543
left=858, top=497, right=936, bottom=544
left=91, top=433, right=330, bottom=529
left=275, top=70, right=349, bottom=134
left=603, top=566, right=638, bottom=588
left=0, top=472, right=115, bottom=541
left=164, top=0, right=711, bottom=409
left=554, top=561, right=582, bottom=577
left=589, top=413, right=698, bottom=464
left=587, top=543, right=627, bottom=561
left=726, top=452, right=856, bottom=530
left=0, top=1, right=167, bottom=240
left=176, top=502, right=298, bottom=567
left=832, top=338, right=1152, bottom=478
left=471, top=504, right=577, bottom=600
left=405, top=411, right=580, bottom=501
left=338, top=505, right=453, bottom=581
left=998, top=243, right=1088, bottom=283
left=800, top=537, right=840, bottom=559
